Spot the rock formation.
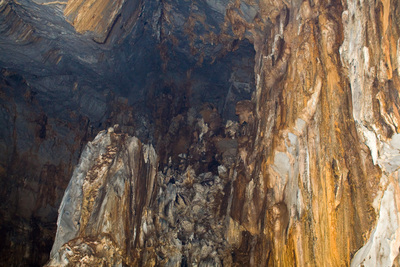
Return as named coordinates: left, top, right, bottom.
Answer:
left=1, top=0, right=400, bottom=265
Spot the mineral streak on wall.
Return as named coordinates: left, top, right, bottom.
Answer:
left=63, top=0, right=142, bottom=43
left=1, top=0, right=400, bottom=265
left=48, top=128, right=158, bottom=266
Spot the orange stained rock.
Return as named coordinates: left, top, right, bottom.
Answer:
left=64, top=0, right=125, bottom=42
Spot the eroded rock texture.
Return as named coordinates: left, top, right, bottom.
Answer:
left=48, top=128, right=157, bottom=266
left=1, top=0, right=400, bottom=265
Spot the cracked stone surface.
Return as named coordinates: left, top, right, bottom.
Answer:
left=1, top=0, right=400, bottom=265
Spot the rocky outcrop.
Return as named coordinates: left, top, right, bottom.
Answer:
left=2, top=0, right=400, bottom=265
left=47, top=127, right=157, bottom=266
left=232, top=0, right=381, bottom=264
left=64, top=0, right=142, bottom=43
left=48, top=116, right=243, bottom=265
left=341, top=0, right=400, bottom=264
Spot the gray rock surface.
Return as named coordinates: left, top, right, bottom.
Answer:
left=0, top=0, right=255, bottom=264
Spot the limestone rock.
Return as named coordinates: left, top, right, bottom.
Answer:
left=48, top=128, right=157, bottom=266
left=64, top=0, right=142, bottom=43
left=1, top=0, right=400, bottom=265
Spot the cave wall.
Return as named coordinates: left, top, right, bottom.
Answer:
left=0, top=0, right=256, bottom=265
left=1, top=0, right=400, bottom=265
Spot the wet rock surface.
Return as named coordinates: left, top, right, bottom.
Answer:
left=1, top=0, right=400, bottom=265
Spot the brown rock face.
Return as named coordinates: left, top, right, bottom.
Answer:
left=47, top=128, right=158, bottom=266
left=2, top=0, right=400, bottom=265
left=231, top=0, right=382, bottom=264
left=64, top=0, right=142, bottom=43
